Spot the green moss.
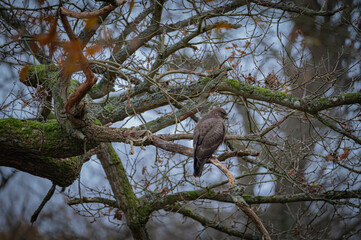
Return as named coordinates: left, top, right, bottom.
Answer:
left=185, top=191, right=199, bottom=199
left=28, top=64, right=47, bottom=80
left=27, top=64, right=83, bottom=98
left=105, top=104, right=114, bottom=112
left=179, top=206, right=193, bottom=215
left=104, top=143, right=142, bottom=215
left=341, top=92, right=361, bottom=102
left=44, top=155, right=78, bottom=170
left=26, top=119, right=61, bottom=140
left=314, top=96, right=329, bottom=108
left=107, top=143, right=121, bottom=164
left=242, top=194, right=252, bottom=199
left=207, top=189, right=217, bottom=198
left=225, top=78, right=240, bottom=90
left=68, top=79, right=81, bottom=95
left=0, top=118, right=63, bottom=150
left=27, top=64, right=59, bottom=85
left=202, top=77, right=212, bottom=83
left=0, top=117, right=23, bottom=134
left=137, top=205, right=152, bottom=218
left=225, top=78, right=297, bottom=103
left=91, top=117, right=102, bottom=126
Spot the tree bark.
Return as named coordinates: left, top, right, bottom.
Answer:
left=97, top=143, right=150, bottom=240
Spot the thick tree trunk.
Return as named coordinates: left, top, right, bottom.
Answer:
left=128, top=224, right=150, bottom=240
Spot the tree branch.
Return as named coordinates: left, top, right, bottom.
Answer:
left=249, top=0, right=347, bottom=16
left=160, top=133, right=276, bottom=146
left=313, top=113, right=361, bottom=145
left=230, top=184, right=271, bottom=240
left=113, top=0, right=165, bottom=64
left=88, top=7, right=153, bottom=99
left=148, top=22, right=242, bottom=79
left=67, top=196, right=119, bottom=207
left=0, top=118, right=85, bottom=186
left=165, top=203, right=260, bottom=240
left=97, top=143, right=150, bottom=240
left=0, top=3, right=51, bottom=64
left=59, top=1, right=126, bottom=19
left=59, top=11, right=98, bottom=115
left=153, top=188, right=361, bottom=209
left=220, top=79, right=361, bottom=114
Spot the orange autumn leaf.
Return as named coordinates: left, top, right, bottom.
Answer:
left=325, top=153, right=338, bottom=162
left=62, top=40, right=82, bottom=75
left=36, top=32, right=58, bottom=47
left=228, top=51, right=236, bottom=62
left=36, top=17, right=58, bottom=46
left=112, top=44, right=120, bottom=54
left=36, top=17, right=59, bottom=57
left=10, top=29, right=25, bottom=41
left=237, top=49, right=247, bottom=54
left=128, top=0, right=135, bottom=15
left=288, top=168, right=296, bottom=176
left=215, top=22, right=233, bottom=29
left=340, top=147, right=351, bottom=160
left=19, top=65, right=30, bottom=83
left=244, top=40, right=250, bottom=48
left=85, top=44, right=103, bottom=57
left=108, top=207, right=114, bottom=215
left=325, top=154, right=333, bottom=161
left=84, top=17, right=98, bottom=30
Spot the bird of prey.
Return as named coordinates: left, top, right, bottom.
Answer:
left=193, top=107, right=227, bottom=177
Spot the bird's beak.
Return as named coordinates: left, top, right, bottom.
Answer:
left=225, top=115, right=228, bottom=119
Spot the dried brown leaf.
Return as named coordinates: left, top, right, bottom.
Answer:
left=19, top=65, right=30, bottom=83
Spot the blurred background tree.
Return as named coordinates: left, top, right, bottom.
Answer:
left=0, top=0, right=360, bottom=239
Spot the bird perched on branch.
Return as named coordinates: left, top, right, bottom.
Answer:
left=193, top=107, right=227, bottom=177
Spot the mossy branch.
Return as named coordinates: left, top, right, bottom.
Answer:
left=220, top=79, right=361, bottom=113
left=0, top=118, right=84, bottom=186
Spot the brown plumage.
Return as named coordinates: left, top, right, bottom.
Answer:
left=193, top=107, right=227, bottom=177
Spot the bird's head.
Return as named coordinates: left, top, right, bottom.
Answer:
left=212, top=107, right=228, bottom=119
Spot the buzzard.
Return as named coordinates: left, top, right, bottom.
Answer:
left=193, top=107, right=227, bottom=177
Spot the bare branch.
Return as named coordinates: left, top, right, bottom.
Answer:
left=59, top=1, right=126, bottom=19
left=210, top=158, right=236, bottom=187
left=230, top=184, right=271, bottom=240
left=165, top=203, right=260, bottom=240
left=313, top=113, right=361, bottom=145
left=249, top=0, right=347, bottom=16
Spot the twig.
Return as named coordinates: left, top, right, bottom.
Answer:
left=314, top=113, right=361, bottom=145
left=258, top=110, right=295, bottom=137
left=31, top=184, right=56, bottom=224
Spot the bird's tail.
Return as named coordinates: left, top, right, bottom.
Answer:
left=193, top=158, right=206, bottom=177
